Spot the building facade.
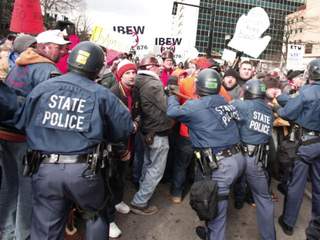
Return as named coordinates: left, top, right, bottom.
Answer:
left=195, top=0, right=305, bottom=61
left=286, top=0, right=320, bottom=63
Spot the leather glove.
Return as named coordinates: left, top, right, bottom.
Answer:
left=144, top=132, right=155, bottom=145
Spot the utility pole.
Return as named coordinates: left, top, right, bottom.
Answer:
left=172, top=1, right=215, bottom=57
left=207, top=1, right=216, bottom=58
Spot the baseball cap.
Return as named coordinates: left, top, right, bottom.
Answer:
left=13, top=34, right=37, bottom=53
left=36, top=30, right=70, bottom=45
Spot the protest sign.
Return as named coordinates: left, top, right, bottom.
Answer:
left=286, top=44, right=305, bottom=70
left=228, top=7, right=271, bottom=58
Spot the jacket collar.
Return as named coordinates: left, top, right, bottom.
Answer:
left=137, top=70, right=160, bottom=80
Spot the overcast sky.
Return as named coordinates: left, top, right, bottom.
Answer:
left=84, top=0, right=174, bottom=33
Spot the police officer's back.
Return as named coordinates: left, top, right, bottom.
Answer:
left=14, top=41, right=133, bottom=240
left=277, top=59, right=320, bottom=236
left=167, top=69, right=245, bottom=240
left=232, top=79, right=276, bottom=240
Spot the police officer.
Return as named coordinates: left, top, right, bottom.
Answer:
left=167, top=69, right=245, bottom=240
left=231, top=79, right=276, bottom=240
left=276, top=59, right=320, bottom=236
left=0, top=41, right=134, bottom=240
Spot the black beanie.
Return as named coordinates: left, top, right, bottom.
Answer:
left=287, top=70, right=304, bottom=80
left=223, top=69, right=240, bottom=81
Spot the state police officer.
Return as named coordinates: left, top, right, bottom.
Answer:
left=276, top=59, right=320, bottom=236
left=0, top=41, right=134, bottom=240
left=231, top=79, right=276, bottom=240
left=167, top=69, right=245, bottom=240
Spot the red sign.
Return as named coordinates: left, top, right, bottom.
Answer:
left=10, top=0, right=44, bottom=34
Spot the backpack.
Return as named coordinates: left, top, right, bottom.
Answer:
left=189, top=178, right=219, bottom=221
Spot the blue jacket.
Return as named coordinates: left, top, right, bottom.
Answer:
left=277, top=82, right=320, bottom=131
left=12, top=72, right=134, bottom=154
left=167, top=95, right=240, bottom=150
left=5, top=49, right=58, bottom=98
left=232, top=99, right=273, bottom=145
left=0, top=81, right=19, bottom=121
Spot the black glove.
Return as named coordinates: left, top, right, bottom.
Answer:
left=167, top=76, right=178, bottom=86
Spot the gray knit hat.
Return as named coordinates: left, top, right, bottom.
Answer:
left=13, top=34, right=37, bottom=54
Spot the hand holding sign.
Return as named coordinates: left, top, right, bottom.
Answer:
left=228, top=7, right=271, bottom=58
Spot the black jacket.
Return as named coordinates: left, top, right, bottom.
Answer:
left=135, top=70, right=173, bottom=135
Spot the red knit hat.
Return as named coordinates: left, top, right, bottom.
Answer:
left=116, top=59, right=137, bottom=81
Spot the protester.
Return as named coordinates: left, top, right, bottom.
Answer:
left=130, top=55, right=173, bottom=215
left=108, top=59, right=140, bottom=238
left=221, top=68, right=241, bottom=100
left=238, top=60, right=254, bottom=86
left=8, top=34, right=37, bottom=71
left=160, top=50, right=174, bottom=86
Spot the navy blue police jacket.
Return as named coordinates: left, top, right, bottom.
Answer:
left=0, top=81, right=19, bottom=121
left=231, top=99, right=274, bottom=145
left=276, top=82, right=320, bottom=132
left=12, top=72, right=134, bottom=154
left=167, top=95, right=240, bottom=151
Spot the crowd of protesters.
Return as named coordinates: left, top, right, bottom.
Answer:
left=0, top=25, right=319, bottom=240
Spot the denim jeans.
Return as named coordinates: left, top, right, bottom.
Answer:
left=131, top=135, right=169, bottom=207
left=170, top=136, right=193, bottom=197
left=0, top=140, right=31, bottom=240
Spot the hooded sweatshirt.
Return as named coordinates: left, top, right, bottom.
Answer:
left=1, top=48, right=59, bottom=141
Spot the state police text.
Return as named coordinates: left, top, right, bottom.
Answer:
left=249, top=111, right=271, bottom=135
left=42, top=95, right=87, bottom=130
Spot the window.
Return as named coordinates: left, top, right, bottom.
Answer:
left=305, top=43, right=313, bottom=54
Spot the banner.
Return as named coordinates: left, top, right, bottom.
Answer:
left=228, top=7, right=271, bottom=58
left=90, top=25, right=133, bottom=53
left=10, top=0, right=44, bottom=34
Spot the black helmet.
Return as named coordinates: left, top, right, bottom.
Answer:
left=196, top=69, right=221, bottom=96
left=306, top=59, right=320, bottom=81
left=68, top=41, right=105, bottom=79
left=243, top=79, right=267, bottom=99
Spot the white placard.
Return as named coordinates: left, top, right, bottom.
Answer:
left=228, top=7, right=271, bottom=58
left=222, top=49, right=237, bottom=63
left=286, top=44, right=305, bottom=70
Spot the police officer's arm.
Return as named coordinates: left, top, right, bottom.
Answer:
left=166, top=95, right=191, bottom=123
left=277, top=93, right=304, bottom=121
left=276, top=93, right=290, bottom=107
left=103, top=93, right=134, bottom=142
left=0, top=81, right=19, bottom=122
left=230, top=100, right=245, bottom=123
